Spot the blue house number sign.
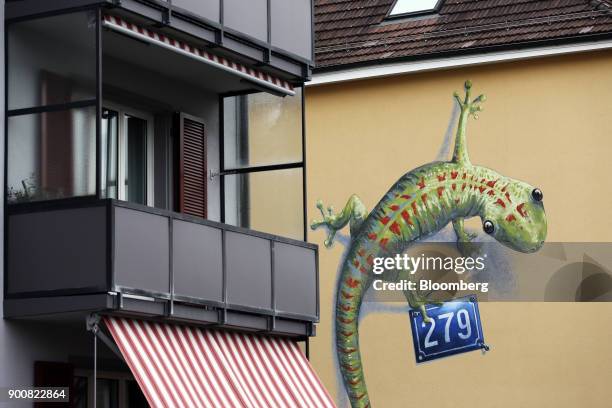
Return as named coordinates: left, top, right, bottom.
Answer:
left=410, top=295, right=489, bottom=363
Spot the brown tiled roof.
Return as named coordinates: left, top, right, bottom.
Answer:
left=314, top=0, right=612, bottom=70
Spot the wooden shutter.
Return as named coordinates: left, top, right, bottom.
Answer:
left=33, top=361, right=73, bottom=408
left=177, top=113, right=207, bottom=218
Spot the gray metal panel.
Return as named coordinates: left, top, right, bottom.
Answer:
left=172, top=304, right=219, bottom=324
left=222, top=36, right=266, bottom=62
left=225, top=312, right=268, bottom=331
left=116, top=298, right=167, bottom=317
left=5, top=0, right=106, bottom=20
left=173, top=0, right=220, bottom=23
left=223, top=0, right=268, bottom=42
left=274, top=242, right=317, bottom=318
left=169, top=17, right=217, bottom=44
left=3, top=294, right=112, bottom=318
left=225, top=231, right=272, bottom=310
left=173, top=220, right=223, bottom=302
left=7, top=207, right=107, bottom=295
left=114, top=207, right=170, bottom=295
left=270, top=0, right=313, bottom=60
left=274, top=318, right=308, bottom=336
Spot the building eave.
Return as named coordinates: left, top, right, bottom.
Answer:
left=308, top=38, right=612, bottom=86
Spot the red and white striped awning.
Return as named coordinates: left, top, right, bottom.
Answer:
left=104, top=316, right=335, bottom=408
left=102, top=14, right=296, bottom=96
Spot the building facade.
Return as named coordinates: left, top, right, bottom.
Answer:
left=1, top=1, right=333, bottom=407
left=306, top=1, right=612, bottom=407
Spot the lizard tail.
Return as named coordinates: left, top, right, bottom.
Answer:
left=336, top=257, right=371, bottom=408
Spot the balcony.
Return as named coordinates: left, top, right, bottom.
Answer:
left=5, top=0, right=314, bottom=81
left=5, top=199, right=319, bottom=337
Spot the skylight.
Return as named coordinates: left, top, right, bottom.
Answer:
left=388, top=0, right=441, bottom=17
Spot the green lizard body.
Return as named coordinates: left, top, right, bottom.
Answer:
left=312, top=82, right=547, bottom=408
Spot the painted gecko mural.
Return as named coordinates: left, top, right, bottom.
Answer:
left=311, top=81, right=547, bottom=408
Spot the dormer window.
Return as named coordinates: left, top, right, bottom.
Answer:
left=387, top=0, right=443, bottom=18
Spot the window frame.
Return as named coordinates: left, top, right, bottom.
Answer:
left=219, top=87, right=307, bottom=240
left=73, top=368, right=144, bottom=408
left=385, top=0, right=443, bottom=19
left=4, top=7, right=103, bottom=206
left=103, top=101, right=155, bottom=207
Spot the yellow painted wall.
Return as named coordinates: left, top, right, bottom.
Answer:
left=305, top=50, right=612, bottom=407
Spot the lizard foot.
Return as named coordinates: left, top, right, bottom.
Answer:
left=408, top=293, right=444, bottom=324
left=453, top=218, right=482, bottom=257
left=310, top=200, right=340, bottom=247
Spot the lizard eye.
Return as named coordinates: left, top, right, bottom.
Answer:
left=532, top=188, right=543, bottom=202
left=483, top=220, right=495, bottom=234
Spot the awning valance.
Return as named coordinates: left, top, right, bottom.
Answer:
left=102, top=14, right=296, bottom=97
left=104, top=316, right=335, bottom=408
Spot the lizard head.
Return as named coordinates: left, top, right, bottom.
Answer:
left=479, top=179, right=547, bottom=253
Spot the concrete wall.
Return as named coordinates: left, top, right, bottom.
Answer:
left=305, top=50, right=612, bottom=407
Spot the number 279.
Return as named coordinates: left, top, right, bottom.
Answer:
left=422, top=309, right=471, bottom=348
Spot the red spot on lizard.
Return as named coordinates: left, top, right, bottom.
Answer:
left=517, top=203, right=528, bottom=218
left=379, top=238, right=389, bottom=250
left=342, top=364, right=359, bottom=372
left=390, top=222, right=401, bottom=236
left=417, top=178, right=426, bottom=189
left=401, top=210, right=413, bottom=226
left=341, top=291, right=354, bottom=299
left=346, top=277, right=360, bottom=288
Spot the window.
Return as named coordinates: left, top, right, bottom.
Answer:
left=6, top=11, right=98, bottom=203
left=73, top=370, right=149, bottom=408
left=7, top=107, right=97, bottom=202
left=222, top=88, right=305, bottom=240
left=388, top=0, right=442, bottom=17
left=101, top=105, right=154, bottom=206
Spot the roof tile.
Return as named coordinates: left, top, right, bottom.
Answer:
left=314, top=0, right=612, bottom=69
